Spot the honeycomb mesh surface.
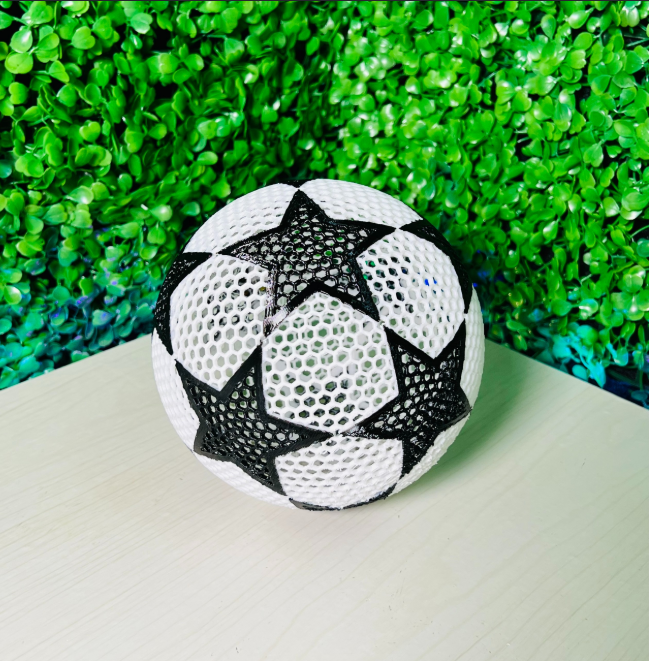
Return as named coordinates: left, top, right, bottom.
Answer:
left=358, top=230, right=465, bottom=361
left=151, top=329, right=199, bottom=449
left=177, top=349, right=328, bottom=492
left=392, top=417, right=469, bottom=495
left=154, top=252, right=211, bottom=354
left=222, top=190, right=392, bottom=330
left=462, top=290, right=485, bottom=407
left=351, top=325, right=470, bottom=476
left=170, top=254, right=269, bottom=391
left=184, top=183, right=296, bottom=254
left=194, top=453, right=296, bottom=508
left=275, top=434, right=402, bottom=510
left=300, top=179, right=421, bottom=228
left=152, top=180, right=486, bottom=509
left=262, top=292, right=398, bottom=433
left=401, top=219, right=473, bottom=313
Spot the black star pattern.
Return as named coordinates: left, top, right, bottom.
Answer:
left=281, top=179, right=311, bottom=188
left=176, top=347, right=331, bottom=494
left=348, top=324, right=471, bottom=477
left=401, top=219, right=473, bottom=313
left=154, top=252, right=211, bottom=354
left=221, top=190, right=394, bottom=333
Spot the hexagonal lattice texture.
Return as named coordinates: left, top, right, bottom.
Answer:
left=358, top=230, right=465, bottom=360
left=461, top=290, right=485, bottom=407
left=262, top=292, right=398, bottom=433
left=392, top=417, right=469, bottom=495
left=194, top=453, right=295, bottom=508
left=151, top=329, right=198, bottom=449
left=170, top=255, right=269, bottom=391
left=300, top=179, right=420, bottom=228
left=276, top=434, right=402, bottom=509
left=184, top=183, right=296, bottom=254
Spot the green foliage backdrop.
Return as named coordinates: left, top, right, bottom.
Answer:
left=1, top=0, right=648, bottom=405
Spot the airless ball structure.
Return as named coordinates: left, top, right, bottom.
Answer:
left=152, top=180, right=484, bottom=510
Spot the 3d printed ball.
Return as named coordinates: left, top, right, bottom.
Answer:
left=152, top=180, right=484, bottom=510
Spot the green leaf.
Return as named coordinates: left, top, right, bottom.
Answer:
left=117, top=222, right=140, bottom=239
left=525, top=74, right=556, bottom=96
left=10, top=27, right=33, bottom=53
left=573, top=33, right=593, bottom=50
left=541, top=14, right=556, bottom=38
left=150, top=205, right=172, bottom=222
left=24, top=1, right=54, bottom=25
left=622, top=190, right=649, bottom=211
left=71, top=26, right=96, bottom=50
left=583, top=144, right=603, bottom=167
left=603, top=198, right=620, bottom=217
left=15, top=154, right=44, bottom=178
left=591, top=75, right=610, bottom=95
left=5, top=52, right=34, bottom=74
left=4, top=285, right=22, bottom=305
left=223, top=38, right=244, bottom=64
left=67, top=186, right=94, bottom=204
left=48, top=60, right=70, bottom=82
left=186, top=54, right=204, bottom=71
left=0, top=11, right=13, bottom=29
left=79, top=121, right=101, bottom=142
left=567, top=10, right=590, bottom=29
left=38, top=32, right=60, bottom=51
left=214, top=175, right=231, bottom=199
left=9, top=82, right=29, bottom=105
left=130, top=12, right=153, bottom=34
left=551, top=299, right=572, bottom=316
left=124, top=129, right=144, bottom=153
left=625, top=51, right=644, bottom=74
left=196, top=151, right=218, bottom=165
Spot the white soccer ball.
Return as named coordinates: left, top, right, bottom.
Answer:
left=152, top=180, right=484, bottom=510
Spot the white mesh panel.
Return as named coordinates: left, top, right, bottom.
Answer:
left=184, top=183, right=296, bottom=254
left=194, top=454, right=295, bottom=508
left=392, top=417, right=469, bottom=495
left=358, top=230, right=465, bottom=360
left=262, top=292, right=398, bottom=433
left=170, top=255, right=269, bottom=391
left=462, top=290, right=485, bottom=407
left=300, top=179, right=421, bottom=228
left=151, top=329, right=199, bottom=449
left=276, top=434, right=402, bottom=509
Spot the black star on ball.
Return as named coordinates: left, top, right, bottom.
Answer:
left=349, top=325, right=471, bottom=477
left=154, top=252, right=211, bottom=354
left=222, top=190, right=393, bottom=333
left=175, top=347, right=331, bottom=494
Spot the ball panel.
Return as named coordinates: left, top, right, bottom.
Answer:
left=262, top=292, right=398, bottom=433
left=183, top=183, right=296, bottom=254
left=391, top=417, right=469, bottom=495
left=461, top=290, right=485, bottom=407
left=300, top=179, right=420, bottom=228
left=358, top=230, right=465, bottom=360
left=275, top=434, right=402, bottom=509
left=194, top=453, right=296, bottom=508
left=151, top=329, right=199, bottom=449
left=170, top=255, right=269, bottom=391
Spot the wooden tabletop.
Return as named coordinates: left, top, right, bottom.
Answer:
left=1, top=336, right=647, bottom=661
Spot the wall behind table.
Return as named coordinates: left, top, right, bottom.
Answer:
left=1, top=1, right=648, bottom=406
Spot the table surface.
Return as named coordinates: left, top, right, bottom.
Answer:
left=1, top=336, right=647, bottom=661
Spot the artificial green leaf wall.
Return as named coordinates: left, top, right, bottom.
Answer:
left=1, top=1, right=648, bottom=406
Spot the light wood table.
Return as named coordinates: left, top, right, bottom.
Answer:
left=1, top=337, right=647, bottom=661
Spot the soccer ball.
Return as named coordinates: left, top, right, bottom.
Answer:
left=152, top=180, right=484, bottom=510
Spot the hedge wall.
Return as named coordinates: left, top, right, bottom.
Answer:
left=1, top=0, right=648, bottom=406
